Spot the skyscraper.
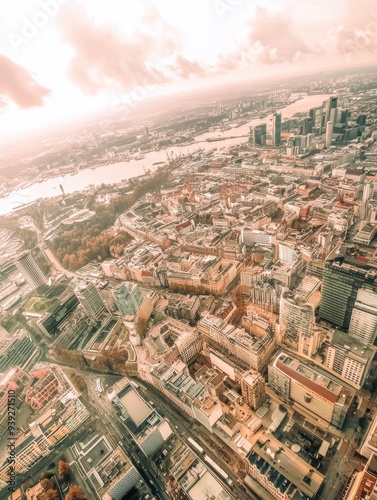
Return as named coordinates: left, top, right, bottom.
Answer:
left=75, top=282, right=106, bottom=321
left=325, top=121, right=333, bottom=148
left=361, top=181, right=377, bottom=220
left=325, top=96, right=338, bottom=125
left=279, top=292, right=314, bottom=348
left=309, top=106, right=323, bottom=128
left=272, top=113, right=282, bottom=146
left=319, top=258, right=377, bottom=330
left=340, top=109, right=351, bottom=127
left=250, top=123, right=267, bottom=146
left=15, top=252, right=47, bottom=290
left=113, top=283, right=143, bottom=316
left=349, top=286, right=377, bottom=344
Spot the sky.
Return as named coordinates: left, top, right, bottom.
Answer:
left=0, top=0, right=377, bottom=138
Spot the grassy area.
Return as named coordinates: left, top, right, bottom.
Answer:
left=24, top=296, right=56, bottom=314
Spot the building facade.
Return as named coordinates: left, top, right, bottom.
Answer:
left=75, top=282, right=107, bottom=321
left=268, top=352, right=354, bottom=429
left=348, top=286, right=377, bottom=344
left=113, top=282, right=143, bottom=316
left=241, top=370, right=266, bottom=410
left=279, top=292, right=314, bottom=349
left=15, top=252, right=47, bottom=290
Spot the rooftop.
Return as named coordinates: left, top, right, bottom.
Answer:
left=274, top=352, right=346, bottom=403
left=118, top=386, right=153, bottom=427
left=248, top=430, right=325, bottom=498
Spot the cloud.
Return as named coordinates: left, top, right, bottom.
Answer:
left=330, top=0, right=377, bottom=55
left=0, top=55, right=50, bottom=109
left=58, top=3, right=207, bottom=95
left=168, top=53, right=207, bottom=78
left=247, top=7, right=314, bottom=64
left=210, top=7, right=323, bottom=75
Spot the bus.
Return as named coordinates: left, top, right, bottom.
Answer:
left=187, top=437, right=204, bottom=454
left=204, top=455, right=228, bottom=480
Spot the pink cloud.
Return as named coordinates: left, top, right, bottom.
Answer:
left=58, top=4, right=207, bottom=95
left=247, top=7, right=312, bottom=64
left=332, top=0, right=377, bottom=55
left=0, top=55, right=50, bottom=109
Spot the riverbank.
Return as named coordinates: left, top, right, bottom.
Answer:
left=0, top=93, right=331, bottom=215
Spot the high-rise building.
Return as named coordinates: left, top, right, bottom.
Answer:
left=111, top=383, right=173, bottom=457
left=15, top=251, right=47, bottom=290
left=0, top=329, right=35, bottom=371
left=75, top=282, right=106, bottom=321
left=278, top=243, right=300, bottom=266
left=324, top=330, right=373, bottom=388
left=325, top=96, right=338, bottom=125
left=250, top=123, right=267, bottom=146
left=319, top=258, right=377, bottom=330
left=31, top=292, right=79, bottom=338
left=357, top=114, right=367, bottom=126
left=309, top=106, right=323, bottom=128
left=363, top=181, right=375, bottom=204
left=361, top=181, right=377, bottom=220
left=325, top=121, right=333, bottom=148
left=113, top=282, right=143, bottom=316
left=349, top=286, right=377, bottom=344
left=241, top=370, right=266, bottom=410
left=272, top=113, right=282, bottom=146
left=279, top=292, right=314, bottom=348
left=340, top=109, right=350, bottom=126
left=301, top=117, right=313, bottom=135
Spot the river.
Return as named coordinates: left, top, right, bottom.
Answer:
left=0, top=94, right=331, bottom=215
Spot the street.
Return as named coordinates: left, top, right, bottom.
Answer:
left=83, top=375, right=169, bottom=500
left=134, top=378, right=260, bottom=500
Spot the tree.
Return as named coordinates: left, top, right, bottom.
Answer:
left=40, top=478, right=55, bottom=491
left=58, top=460, right=71, bottom=478
left=66, top=485, right=86, bottom=500
left=359, top=417, right=368, bottom=429
left=43, top=489, right=59, bottom=500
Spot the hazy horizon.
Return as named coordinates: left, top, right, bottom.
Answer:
left=1, top=0, right=377, bottom=139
